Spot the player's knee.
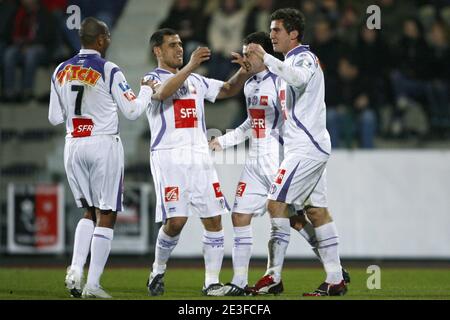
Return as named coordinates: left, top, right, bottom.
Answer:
left=96, top=209, right=117, bottom=228
left=305, top=207, right=331, bottom=226
left=202, top=215, right=222, bottom=232
left=165, top=218, right=186, bottom=236
left=267, top=200, right=287, bottom=217
left=231, top=212, right=251, bottom=227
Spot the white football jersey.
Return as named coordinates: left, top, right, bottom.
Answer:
left=143, top=68, right=224, bottom=152
left=264, top=45, right=331, bottom=161
left=217, top=69, right=283, bottom=158
left=49, top=49, right=152, bottom=137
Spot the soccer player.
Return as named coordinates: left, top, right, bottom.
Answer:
left=143, top=28, right=252, bottom=296
left=48, top=17, right=154, bottom=298
left=209, top=32, right=350, bottom=296
left=246, top=8, right=348, bottom=296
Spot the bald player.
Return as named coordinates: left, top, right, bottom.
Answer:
left=48, top=17, right=154, bottom=298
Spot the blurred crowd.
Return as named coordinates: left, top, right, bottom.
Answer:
left=1, top=0, right=449, bottom=148
left=0, top=0, right=127, bottom=102
left=158, top=0, right=450, bottom=147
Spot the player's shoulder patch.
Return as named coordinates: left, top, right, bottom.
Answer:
left=294, top=52, right=318, bottom=69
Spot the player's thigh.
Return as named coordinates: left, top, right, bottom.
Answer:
left=150, top=149, right=190, bottom=223
left=294, top=168, right=328, bottom=211
left=268, top=156, right=326, bottom=205
left=233, top=161, right=269, bottom=216
left=64, top=138, right=91, bottom=207
left=190, top=153, right=229, bottom=219
left=89, top=136, right=124, bottom=211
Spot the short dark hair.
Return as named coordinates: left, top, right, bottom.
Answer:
left=149, top=28, right=178, bottom=56
left=270, top=8, right=306, bottom=42
left=243, top=31, right=274, bottom=55
left=79, top=17, right=109, bottom=46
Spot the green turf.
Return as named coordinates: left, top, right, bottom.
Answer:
left=1, top=267, right=449, bottom=300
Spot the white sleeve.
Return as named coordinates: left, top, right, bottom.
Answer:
left=201, top=76, right=225, bottom=103
left=111, top=70, right=153, bottom=120
left=48, top=70, right=65, bottom=126
left=264, top=53, right=316, bottom=89
left=216, top=117, right=251, bottom=149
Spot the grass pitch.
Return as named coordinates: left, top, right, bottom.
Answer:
left=1, top=267, right=450, bottom=300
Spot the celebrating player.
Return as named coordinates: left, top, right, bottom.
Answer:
left=247, top=8, right=348, bottom=296
left=48, top=17, right=154, bottom=298
left=143, top=28, right=252, bottom=296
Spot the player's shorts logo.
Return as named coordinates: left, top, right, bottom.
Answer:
left=249, top=109, right=266, bottom=138
left=164, top=187, right=179, bottom=202
left=236, top=182, right=247, bottom=197
left=213, top=182, right=223, bottom=198
left=72, top=118, right=94, bottom=137
left=275, top=169, right=286, bottom=184
left=174, top=99, right=198, bottom=128
left=260, top=95, right=268, bottom=106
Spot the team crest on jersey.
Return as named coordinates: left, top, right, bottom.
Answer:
left=275, top=169, right=286, bottom=184
left=260, top=96, right=268, bottom=106
left=56, top=64, right=101, bottom=86
left=236, top=182, right=247, bottom=197
left=251, top=95, right=258, bottom=106
left=164, top=187, right=179, bottom=202
left=213, top=182, right=223, bottom=198
left=179, top=85, right=188, bottom=96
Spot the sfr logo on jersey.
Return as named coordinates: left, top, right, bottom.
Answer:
left=164, top=187, right=179, bottom=202
left=174, top=99, right=198, bottom=128
left=275, top=169, right=286, bottom=184
left=72, top=118, right=94, bottom=137
left=236, top=182, right=247, bottom=197
left=212, top=183, right=223, bottom=198
left=249, top=109, right=266, bottom=138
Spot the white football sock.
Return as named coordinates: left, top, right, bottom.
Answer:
left=315, top=222, right=343, bottom=284
left=202, top=229, right=224, bottom=287
left=298, top=221, right=322, bottom=262
left=86, top=227, right=114, bottom=288
left=266, top=218, right=290, bottom=282
left=152, top=227, right=180, bottom=275
left=71, top=218, right=94, bottom=276
left=231, top=225, right=253, bottom=288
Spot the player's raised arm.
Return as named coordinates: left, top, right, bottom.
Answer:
left=152, top=47, right=211, bottom=101
left=247, top=43, right=315, bottom=89
left=110, top=69, right=154, bottom=120
left=216, top=52, right=253, bottom=99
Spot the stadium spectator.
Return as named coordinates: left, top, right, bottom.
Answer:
left=2, top=0, right=57, bottom=103
left=158, top=0, right=204, bottom=64
left=0, top=0, right=18, bottom=99
left=326, top=56, right=377, bottom=149
left=425, top=20, right=450, bottom=137
left=389, top=18, right=430, bottom=138
left=206, top=0, right=248, bottom=80
left=244, top=0, right=274, bottom=36
left=311, top=18, right=342, bottom=78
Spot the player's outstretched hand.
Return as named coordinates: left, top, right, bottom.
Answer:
left=231, top=52, right=252, bottom=73
left=246, top=43, right=266, bottom=62
left=209, top=138, right=223, bottom=151
left=187, top=47, right=211, bottom=70
left=141, top=78, right=160, bottom=91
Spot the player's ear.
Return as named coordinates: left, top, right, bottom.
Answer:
left=153, top=46, right=162, bottom=58
left=290, top=30, right=299, bottom=41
